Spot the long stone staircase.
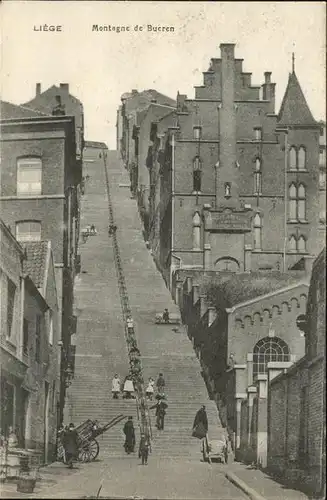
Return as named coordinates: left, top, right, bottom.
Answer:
left=64, top=148, right=224, bottom=461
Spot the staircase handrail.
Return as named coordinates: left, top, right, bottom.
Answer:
left=103, top=149, right=152, bottom=447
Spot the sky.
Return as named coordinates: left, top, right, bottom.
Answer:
left=1, top=1, right=326, bottom=149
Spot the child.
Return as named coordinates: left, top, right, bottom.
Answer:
left=138, top=433, right=150, bottom=465
left=146, top=377, right=155, bottom=401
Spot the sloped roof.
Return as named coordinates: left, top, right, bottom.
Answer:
left=203, top=272, right=306, bottom=313
left=85, top=140, right=108, bottom=149
left=278, top=71, right=317, bottom=126
left=0, top=100, right=49, bottom=119
left=143, top=89, right=176, bottom=107
left=23, top=241, right=49, bottom=288
left=22, top=85, right=82, bottom=114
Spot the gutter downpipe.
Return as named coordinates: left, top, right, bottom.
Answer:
left=170, top=132, right=176, bottom=290
left=283, top=129, right=289, bottom=272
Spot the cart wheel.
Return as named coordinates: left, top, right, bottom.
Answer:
left=78, top=446, right=91, bottom=463
left=88, top=439, right=100, bottom=461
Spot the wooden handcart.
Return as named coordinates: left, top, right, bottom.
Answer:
left=57, top=414, right=126, bottom=464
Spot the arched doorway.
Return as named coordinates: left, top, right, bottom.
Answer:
left=214, top=257, right=240, bottom=273
left=253, top=336, right=290, bottom=381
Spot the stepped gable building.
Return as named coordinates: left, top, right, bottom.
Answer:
left=0, top=99, right=82, bottom=423
left=145, top=44, right=324, bottom=286
left=0, top=219, right=60, bottom=462
left=22, top=83, right=84, bottom=164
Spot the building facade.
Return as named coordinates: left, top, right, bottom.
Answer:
left=267, top=249, right=326, bottom=497
left=178, top=269, right=309, bottom=458
left=0, top=102, right=82, bottom=422
left=0, top=220, right=60, bottom=462
left=144, top=44, right=324, bottom=287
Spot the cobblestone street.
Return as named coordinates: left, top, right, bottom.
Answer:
left=1, top=150, right=310, bottom=500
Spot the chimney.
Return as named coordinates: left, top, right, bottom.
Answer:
left=60, top=83, right=69, bottom=93
left=262, top=72, right=276, bottom=112
left=242, top=72, right=252, bottom=87
left=131, top=89, right=138, bottom=96
left=36, top=83, right=41, bottom=96
left=52, top=95, right=66, bottom=116
left=177, top=92, right=187, bottom=112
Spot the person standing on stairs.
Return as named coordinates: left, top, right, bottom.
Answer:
left=150, top=397, right=168, bottom=430
left=193, top=405, right=208, bottom=434
left=156, top=373, right=165, bottom=396
left=162, top=308, right=170, bottom=323
left=138, top=432, right=150, bottom=465
left=146, top=377, right=155, bottom=401
left=123, top=375, right=135, bottom=399
left=123, top=417, right=136, bottom=454
left=126, top=315, right=134, bottom=334
left=192, top=405, right=209, bottom=459
left=112, top=374, right=121, bottom=399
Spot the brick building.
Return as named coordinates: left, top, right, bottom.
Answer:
left=0, top=219, right=60, bottom=462
left=117, top=89, right=176, bottom=218
left=178, top=269, right=309, bottom=457
left=132, top=103, right=176, bottom=234
left=0, top=101, right=82, bottom=422
left=144, top=44, right=324, bottom=287
left=267, top=249, right=326, bottom=497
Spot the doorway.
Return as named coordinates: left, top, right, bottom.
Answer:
left=44, top=382, right=50, bottom=462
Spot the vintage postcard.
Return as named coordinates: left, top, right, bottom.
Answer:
left=0, top=1, right=325, bottom=499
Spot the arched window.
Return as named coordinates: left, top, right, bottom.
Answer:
left=253, top=337, right=290, bottom=380
left=298, top=147, right=306, bottom=170
left=193, top=157, right=202, bottom=192
left=289, top=235, right=297, bottom=252
left=289, top=183, right=297, bottom=220
left=17, top=157, right=42, bottom=195
left=297, top=235, right=306, bottom=252
left=289, top=147, right=297, bottom=170
left=254, top=158, right=262, bottom=194
left=192, top=212, right=201, bottom=250
left=16, top=220, right=41, bottom=242
left=253, top=213, right=262, bottom=250
left=298, top=184, right=306, bottom=220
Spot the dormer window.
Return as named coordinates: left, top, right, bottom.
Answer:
left=193, top=127, right=202, bottom=140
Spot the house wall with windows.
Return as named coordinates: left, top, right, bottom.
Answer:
left=146, top=44, right=324, bottom=283
left=0, top=108, right=81, bottom=424
left=0, top=220, right=60, bottom=463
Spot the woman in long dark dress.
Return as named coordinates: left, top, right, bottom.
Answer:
left=123, top=416, right=135, bottom=454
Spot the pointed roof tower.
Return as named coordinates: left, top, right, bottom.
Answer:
left=278, top=55, right=317, bottom=126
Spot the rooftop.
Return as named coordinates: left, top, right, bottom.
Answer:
left=0, top=100, right=49, bottom=120
left=23, top=241, right=49, bottom=288
left=203, top=271, right=307, bottom=312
